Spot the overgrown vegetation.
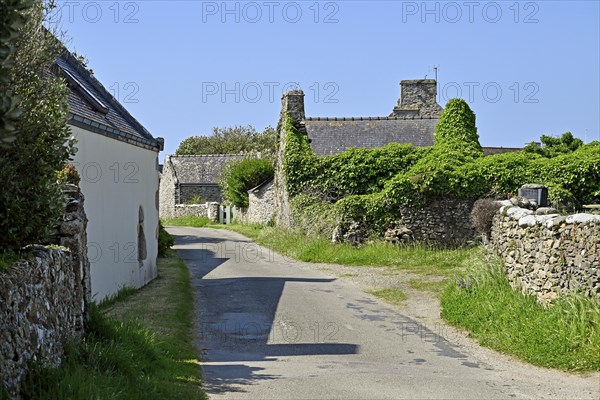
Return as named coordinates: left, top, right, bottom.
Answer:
left=158, top=224, right=175, bottom=257
left=161, top=216, right=211, bottom=228
left=176, top=125, right=276, bottom=156
left=21, top=249, right=205, bottom=399
left=442, top=257, right=600, bottom=372
left=219, top=157, right=274, bottom=207
left=0, top=1, right=75, bottom=251
left=280, top=100, right=599, bottom=239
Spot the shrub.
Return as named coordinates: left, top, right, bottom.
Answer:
left=219, top=157, right=274, bottom=207
left=470, top=198, right=502, bottom=236
left=0, top=2, right=75, bottom=251
left=56, top=163, right=81, bottom=186
left=184, top=194, right=202, bottom=205
left=157, top=224, right=174, bottom=257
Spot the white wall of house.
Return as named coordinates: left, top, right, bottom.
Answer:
left=69, top=125, right=160, bottom=302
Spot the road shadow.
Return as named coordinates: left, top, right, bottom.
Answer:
left=169, top=229, right=360, bottom=395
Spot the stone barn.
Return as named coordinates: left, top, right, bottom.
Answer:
left=159, top=154, right=249, bottom=219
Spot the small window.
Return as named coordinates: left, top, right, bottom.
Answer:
left=138, top=206, right=147, bottom=265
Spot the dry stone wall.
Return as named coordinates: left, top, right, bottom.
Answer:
left=490, top=205, right=600, bottom=303
left=0, top=185, right=90, bottom=397
left=235, top=180, right=275, bottom=225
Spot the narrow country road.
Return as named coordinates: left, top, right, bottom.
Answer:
left=167, top=227, right=600, bottom=400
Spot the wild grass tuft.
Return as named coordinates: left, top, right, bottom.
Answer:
left=441, top=256, right=600, bottom=372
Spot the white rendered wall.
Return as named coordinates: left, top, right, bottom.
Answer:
left=69, top=125, right=160, bottom=302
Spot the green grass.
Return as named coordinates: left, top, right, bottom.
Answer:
left=161, top=215, right=211, bottom=228
left=219, top=224, right=473, bottom=277
left=21, top=249, right=205, bottom=399
left=407, top=278, right=451, bottom=297
left=441, top=255, right=600, bottom=372
left=368, top=288, right=408, bottom=306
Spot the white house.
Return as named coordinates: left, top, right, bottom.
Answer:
left=56, top=51, right=164, bottom=302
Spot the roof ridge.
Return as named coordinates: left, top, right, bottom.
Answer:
left=170, top=154, right=254, bottom=158
left=304, top=116, right=438, bottom=121
left=59, top=50, right=158, bottom=145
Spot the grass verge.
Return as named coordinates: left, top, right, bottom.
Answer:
left=20, top=249, right=205, bottom=399
left=368, top=288, right=408, bottom=306
left=218, top=224, right=473, bottom=277
left=161, top=216, right=211, bottom=228
left=441, top=254, right=600, bottom=372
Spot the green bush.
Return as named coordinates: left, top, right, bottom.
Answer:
left=0, top=2, right=75, bottom=251
left=219, top=158, right=274, bottom=207
left=523, top=132, right=583, bottom=158
left=157, top=225, right=174, bottom=257
left=470, top=198, right=502, bottom=236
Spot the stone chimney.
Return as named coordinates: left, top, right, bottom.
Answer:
left=281, top=90, right=306, bottom=126
left=390, top=79, right=443, bottom=118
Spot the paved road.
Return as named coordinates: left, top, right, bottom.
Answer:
left=168, top=227, right=600, bottom=400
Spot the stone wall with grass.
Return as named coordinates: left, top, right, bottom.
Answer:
left=490, top=205, right=600, bottom=303
left=0, top=185, right=91, bottom=397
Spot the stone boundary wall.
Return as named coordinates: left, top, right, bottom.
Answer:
left=235, top=180, right=275, bottom=225
left=396, top=198, right=476, bottom=245
left=169, top=203, right=219, bottom=222
left=0, top=185, right=91, bottom=396
left=490, top=205, right=600, bottom=303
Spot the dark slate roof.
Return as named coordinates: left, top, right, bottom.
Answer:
left=482, top=147, right=522, bottom=156
left=249, top=177, right=274, bottom=193
left=304, top=117, right=437, bottom=156
left=169, top=155, right=248, bottom=185
left=55, top=51, right=161, bottom=151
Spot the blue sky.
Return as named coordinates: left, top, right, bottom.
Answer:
left=51, top=1, right=600, bottom=160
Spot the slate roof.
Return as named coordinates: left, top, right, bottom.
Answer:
left=55, top=51, right=162, bottom=151
left=304, top=117, right=437, bottom=156
left=482, top=147, right=522, bottom=156
left=168, top=155, right=248, bottom=185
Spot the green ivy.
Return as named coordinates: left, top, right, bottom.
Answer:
left=280, top=99, right=599, bottom=237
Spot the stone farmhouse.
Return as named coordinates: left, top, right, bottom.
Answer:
left=305, top=79, right=442, bottom=156
left=159, top=154, right=250, bottom=219
left=56, top=50, right=163, bottom=302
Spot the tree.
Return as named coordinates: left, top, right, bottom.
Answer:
left=176, top=125, right=277, bottom=156
left=524, top=132, right=583, bottom=157
left=0, top=1, right=75, bottom=250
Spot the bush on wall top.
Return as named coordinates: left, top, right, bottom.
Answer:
left=219, top=157, right=274, bottom=207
